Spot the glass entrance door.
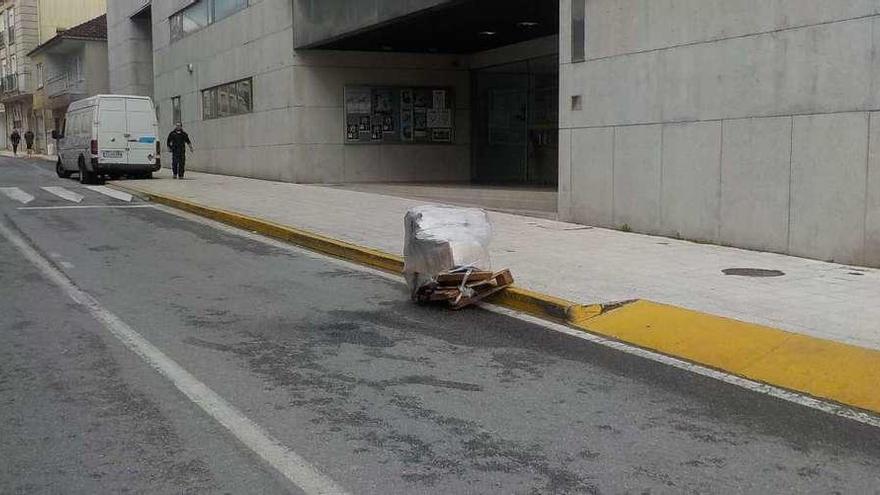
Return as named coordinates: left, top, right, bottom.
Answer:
left=472, top=55, right=559, bottom=185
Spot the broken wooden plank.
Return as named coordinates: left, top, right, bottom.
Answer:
left=435, top=271, right=494, bottom=285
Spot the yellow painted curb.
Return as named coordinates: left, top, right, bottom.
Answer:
left=115, top=183, right=880, bottom=416
left=579, top=300, right=880, bottom=415
left=115, top=184, right=404, bottom=274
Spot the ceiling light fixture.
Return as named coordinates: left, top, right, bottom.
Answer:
left=478, top=30, right=497, bottom=36
left=517, top=21, right=539, bottom=28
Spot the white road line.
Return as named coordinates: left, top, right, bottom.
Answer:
left=85, top=185, right=133, bottom=202
left=42, top=186, right=84, bottom=203
left=0, top=187, right=35, bottom=204
left=0, top=219, right=349, bottom=495
left=479, top=304, right=880, bottom=429
left=159, top=206, right=880, bottom=430
left=17, top=205, right=156, bottom=210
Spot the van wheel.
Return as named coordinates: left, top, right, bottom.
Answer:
left=56, top=157, right=72, bottom=178
left=78, top=158, right=96, bottom=185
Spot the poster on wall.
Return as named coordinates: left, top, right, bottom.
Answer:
left=431, top=128, right=453, bottom=143
left=345, top=88, right=372, bottom=114
left=426, top=109, right=452, bottom=128
left=344, top=85, right=454, bottom=145
left=413, top=108, right=427, bottom=130
left=358, top=116, right=371, bottom=132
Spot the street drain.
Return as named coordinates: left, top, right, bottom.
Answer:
left=722, top=268, right=785, bottom=277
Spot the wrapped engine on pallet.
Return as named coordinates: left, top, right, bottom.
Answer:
left=403, top=205, right=493, bottom=295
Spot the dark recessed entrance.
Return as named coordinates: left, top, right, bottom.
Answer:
left=472, top=55, right=559, bottom=185
left=305, top=0, right=558, bottom=54
left=304, top=0, right=560, bottom=188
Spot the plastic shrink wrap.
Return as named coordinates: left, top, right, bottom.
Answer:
left=403, top=205, right=493, bottom=295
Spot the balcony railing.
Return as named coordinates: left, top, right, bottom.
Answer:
left=46, top=73, right=86, bottom=98
left=1, top=73, right=19, bottom=93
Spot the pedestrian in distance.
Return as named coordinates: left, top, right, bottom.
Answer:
left=9, top=129, right=20, bottom=156
left=166, top=122, right=193, bottom=179
left=24, top=129, right=34, bottom=156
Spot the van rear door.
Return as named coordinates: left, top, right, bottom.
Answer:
left=125, top=98, right=158, bottom=165
left=97, top=97, right=127, bottom=163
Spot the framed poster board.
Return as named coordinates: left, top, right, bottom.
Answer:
left=344, top=86, right=455, bottom=145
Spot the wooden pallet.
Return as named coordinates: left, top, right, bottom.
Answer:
left=415, top=269, right=514, bottom=309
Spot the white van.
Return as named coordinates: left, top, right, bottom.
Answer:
left=54, top=95, right=161, bottom=183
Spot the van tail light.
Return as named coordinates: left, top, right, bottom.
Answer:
left=90, top=139, right=98, bottom=156
left=156, top=140, right=161, bottom=154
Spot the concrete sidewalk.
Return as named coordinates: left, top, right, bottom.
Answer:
left=117, top=170, right=879, bottom=352
left=1, top=150, right=56, bottom=162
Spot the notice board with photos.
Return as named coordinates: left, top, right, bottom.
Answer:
left=344, top=86, right=455, bottom=144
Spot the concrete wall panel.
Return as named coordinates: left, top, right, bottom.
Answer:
left=660, top=121, right=722, bottom=242
left=290, top=145, right=346, bottom=183
left=568, top=17, right=874, bottom=128
left=612, top=125, right=662, bottom=233
left=293, top=0, right=452, bottom=48
left=583, top=0, right=878, bottom=60
left=570, top=127, right=614, bottom=227
left=343, top=145, right=382, bottom=182
left=557, top=128, right=572, bottom=220
left=866, top=112, right=880, bottom=266
left=790, top=112, right=868, bottom=263
left=720, top=117, right=793, bottom=253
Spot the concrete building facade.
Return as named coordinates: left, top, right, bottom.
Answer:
left=0, top=0, right=106, bottom=152
left=559, top=0, right=880, bottom=267
left=106, top=0, right=880, bottom=267
left=29, top=14, right=109, bottom=153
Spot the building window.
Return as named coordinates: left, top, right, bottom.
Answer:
left=172, top=96, right=182, bottom=124
left=571, top=0, right=585, bottom=62
left=35, top=63, right=43, bottom=88
left=6, top=7, right=14, bottom=45
left=73, top=57, right=83, bottom=81
left=170, top=0, right=247, bottom=42
left=202, top=78, right=252, bottom=120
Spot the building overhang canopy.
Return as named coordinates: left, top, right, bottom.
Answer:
left=295, top=0, right=558, bottom=54
left=130, top=1, right=152, bottom=20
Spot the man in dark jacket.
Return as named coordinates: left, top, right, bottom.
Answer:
left=24, top=130, right=34, bottom=155
left=9, top=129, right=20, bottom=156
left=166, top=122, right=193, bottom=179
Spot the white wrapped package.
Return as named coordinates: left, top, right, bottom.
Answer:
left=403, top=205, right=493, bottom=294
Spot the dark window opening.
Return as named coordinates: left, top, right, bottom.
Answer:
left=571, top=0, right=585, bottom=62
left=170, top=0, right=247, bottom=42
left=202, top=78, right=252, bottom=120
left=172, top=96, right=181, bottom=124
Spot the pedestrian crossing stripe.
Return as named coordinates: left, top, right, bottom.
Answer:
left=0, top=187, right=34, bottom=204
left=42, top=186, right=84, bottom=203
left=85, top=186, right=133, bottom=202
left=0, top=185, right=135, bottom=204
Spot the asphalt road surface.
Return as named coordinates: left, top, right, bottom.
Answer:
left=1, top=155, right=879, bottom=494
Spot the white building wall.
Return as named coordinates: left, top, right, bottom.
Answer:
left=560, top=0, right=880, bottom=267
left=144, top=0, right=470, bottom=183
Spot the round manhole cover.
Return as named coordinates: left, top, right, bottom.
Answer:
left=722, top=268, right=785, bottom=277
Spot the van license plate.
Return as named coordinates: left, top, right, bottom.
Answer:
left=103, top=150, right=123, bottom=158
